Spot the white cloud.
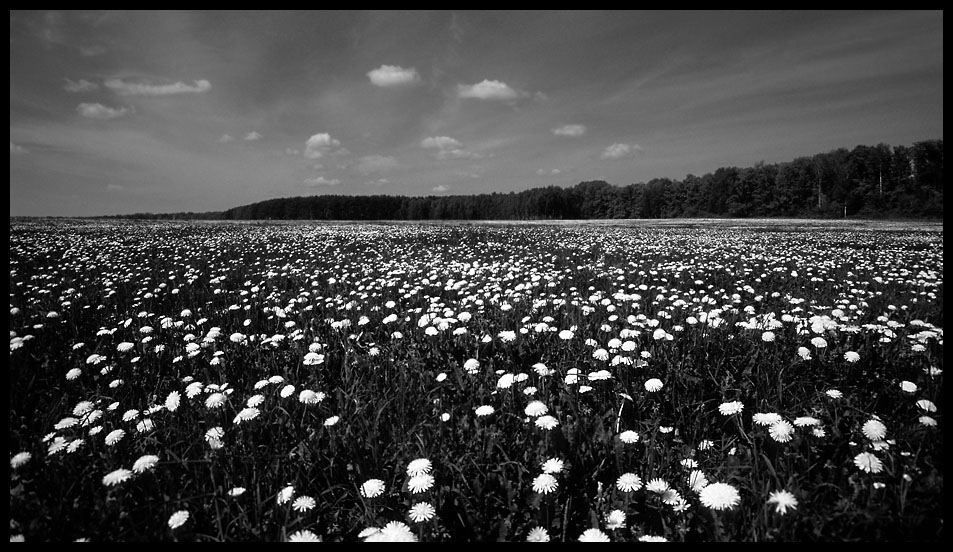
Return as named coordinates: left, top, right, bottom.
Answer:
left=104, top=78, right=211, bottom=96
left=64, top=78, right=99, bottom=93
left=304, top=133, right=342, bottom=159
left=285, top=147, right=301, bottom=156
left=218, top=134, right=235, bottom=143
left=433, top=185, right=449, bottom=192
left=367, top=65, right=421, bottom=87
left=304, top=176, right=340, bottom=186
left=421, top=136, right=481, bottom=160
left=10, top=142, right=28, bottom=155
left=457, top=79, right=523, bottom=101
left=601, top=143, right=642, bottom=159
left=553, top=124, right=586, bottom=137
left=77, top=102, right=131, bottom=119
left=244, top=131, right=262, bottom=141
left=80, top=45, right=107, bottom=57
left=356, top=155, right=399, bottom=175
left=366, top=178, right=390, bottom=186
left=106, top=183, right=124, bottom=192
left=536, top=168, right=561, bottom=176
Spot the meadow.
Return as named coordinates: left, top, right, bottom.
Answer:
left=8, top=219, right=943, bottom=541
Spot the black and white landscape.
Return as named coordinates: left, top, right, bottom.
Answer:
left=9, top=11, right=943, bottom=542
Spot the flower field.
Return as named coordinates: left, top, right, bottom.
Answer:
left=8, top=220, right=943, bottom=541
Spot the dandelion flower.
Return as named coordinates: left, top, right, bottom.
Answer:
left=578, top=528, right=610, bottom=542
left=407, top=458, right=433, bottom=477
left=104, top=429, right=125, bottom=446
left=618, top=430, right=640, bottom=444
left=164, top=391, right=181, bottom=412
left=843, top=351, right=860, bottom=363
left=102, top=468, right=133, bottom=486
left=646, top=478, right=670, bottom=494
left=407, top=473, right=435, bottom=494
left=644, top=378, right=663, bottom=392
left=228, top=487, right=246, bottom=497
left=899, top=381, right=918, bottom=393
left=699, top=482, right=741, bottom=510
left=292, top=495, right=316, bottom=512
left=769, top=420, right=795, bottom=443
left=136, top=418, right=154, bottom=433
left=73, top=401, right=95, bottom=417
left=639, top=535, right=668, bottom=542
left=793, top=416, right=820, bottom=427
left=288, top=530, right=322, bottom=542
left=361, top=478, right=386, bottom=498
left=916, top=399, right=937, bottom=412
left=524, top=401, right=548, bottom=417
left=132, top=454, right=159, bottom=473
left=541, top=458, right=564, bottom=474
left=66, top=368, right=82, bottom=381
left=280, top=384, right=296, bottom=398
left=616, top=473, right=643, bottom=492
left=688, top=470, right=709, bottom=493
left=919, top=416, right=937, bottom=427
left=753, top=412, right=782, bottom=426
left=861, top=419, right=887, bottom=441
left=368, top=521, right=417, bottom=542
left=767, top=490, right=798, bottom=514
left=205, top=393, right=226, bottom=409
left=761, top=331, right=776, bottom=342
left=532, top=473, right=558, bottom=494
left=299, top=389, right=324, bottom=404
left=168, top=510, right=189, bottom=529
left=718, top=401, right=744, bottom=416
left=323, top=415, right=340, bottom=427
left=464, top=358, right=480, bottom=374
left=277, top=485, right=295, bottom=504
left=825, top=389, right=843, bottom=399
left=605, top=509, right=626, bottom=530
left=408, top=501, right=436, bottom=523
left=853, top=452, right=883, bottom=473
left=10, top=452, right=31, bottom=469
left=526, top=526, right=550, bottom=542
left=810, top=337, right=828, bottom=348
left=233, top=407, right=260, bottom=425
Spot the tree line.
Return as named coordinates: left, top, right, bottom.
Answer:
left=108, top=139, right=942, bottom=220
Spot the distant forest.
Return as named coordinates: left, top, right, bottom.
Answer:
left=112, top=139, right=942, bottom=220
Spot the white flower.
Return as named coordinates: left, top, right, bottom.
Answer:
left=361, top=478, right=386, bottom=498
left=104, top=429, right=125, bottom=446
left=277, top=484, right=295, bottom=504
left=323, top=415, right=340, bottom=426
left=233, top=407, right=260, bottom=425
left=644, top=378, right=663, bottom=392
left=168, top=510, right=190, bottom=529
left=526, top=526, right=550, bottom=542
left=688, top=470, right=709, bottom=493
left=753, top=412, right=782, bottom=426
left=408, top=501, right=436, bottom=523
left=406, top=458, right=433, bottom=477
left=916, top=399, right=937, bottom=412
left=853, top=452, right=884, bottom=473
left=366, top=521, right=417, bottom=542
left=532, top=473, right=558, bottom=494
left=10, top=452, right=31, bottom=469
left=535, top=415, right=558, bottom=430
left=541, top=457, right=564, bottom=474
left=407, top=473, right=435, bottom=494
left=699, top=482, right=741, bottom=510
left=205, top=393, right=226, bottom=409
left=102, top=468, right=133, bottom=486
left=292, top=495, right=316, bottom=512
left=475, top=405, right=495, bottom=417
left=718, top=401, right=744, bottom=416
left=646, top=478, right=670, bottom=494
left=604, top=509, right=626, bottom=530
left=132, top=454, right=159, bottom=473
left=165, top=391, right=181, bottom=412
left=768, top=420, right=795, bottom=443
left=899, top=381, right=918, bottom=393
left=618, top=430, right=640, bottom=444
left=826, top=389, right=843, bottom=399
left=524, top=401, right=548, bottom=417
left=843, top=351, right=860, bottom=363
left=616, top=473, right=643, bottom=492
left=288, top=530, right=322, bottom=542
left=578, top=528, right=610, bottom=542
left=767, top=489, right=798, bottom=514
left=228, top=487, right=246, bottom=497
left=861, top=418, right=887, bottom=441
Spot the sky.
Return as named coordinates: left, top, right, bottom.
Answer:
left=9, top=10, right=943, bottom=216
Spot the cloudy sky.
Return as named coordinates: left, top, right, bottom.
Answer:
left=10, top=10, right=943, bottom=216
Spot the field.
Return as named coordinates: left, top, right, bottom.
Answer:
left=8, top=219, right=944, bottom=542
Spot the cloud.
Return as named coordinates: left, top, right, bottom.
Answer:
left=421, top=136, right=482, bottom=160
left=77, top=102, right=131, bottom=119
left=367, top=65, right=421, bottom=87
left=64, top=78, right=99, bottom=93
left=285, top=147, right=301, bottom=156
left=10, top=142, right=28, bottom=155
left=601, top=143, right=642, bottom=159
left=104, top=78, right=211, bottom=96
left=366, top=178, right=390, bottom=186
left=106, top=183, right=124, bottom=192
left=80, top=45, right=107, bottom=57
left=553, top=124, right=587, bottom=137
left=304, top=176, right=340, bottom=186
left=304, top=133, right=342, bottom=159
left=457, top=79, right=523, bottom=101
left=536, top=168, right=561, bottom=176
left=432, top=185, right=449, bottom=193
left=244, top=131, right=262, bottom=141
left=356, top=155, right=399, bottom=175
left=218, top=134, right=235, bottom=143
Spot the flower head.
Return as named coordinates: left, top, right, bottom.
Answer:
left=616, top=473, right=643, bottom=492
left=532, top=473, right=558, bottom=494
left=718, top=401, right=744, bottom=416
left=406, top=458, right=433, bottom=477
left=853, top=452, right=884, bottom=473
left=407, top=473, right=435, bottom=494
left=526, top=526, right=550, bottom=542
left=361, top=478, right=385, bottom=498
left=699, top=482, right=741, bottom=510
left=578, top=528, right=610, bottom=542
left=541, top=457, right=564, bottom=474
left=102, top=468, right=133, bottom=486
left=408, top=501, right=436, bottom=523
left=767, top=489, right=798, bottom=515
left=132, top=454, right=159, bottom=473
left=168, top=510, right=190, bottom=529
